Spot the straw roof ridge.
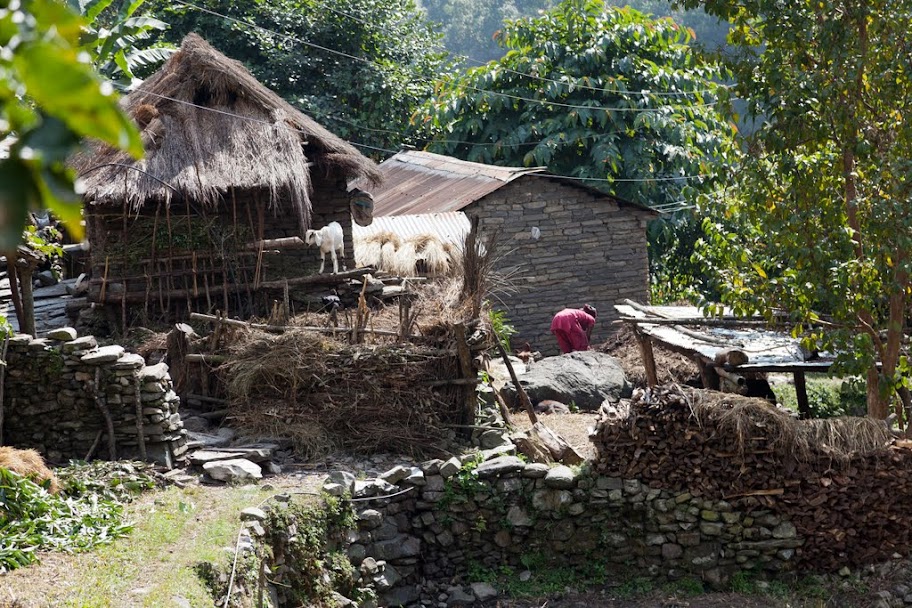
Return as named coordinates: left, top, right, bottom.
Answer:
left=72, top=33, right=382, bottom=229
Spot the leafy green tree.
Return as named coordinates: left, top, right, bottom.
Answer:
left=688, top=0, right=912, bottom=419
left=0, top=0, right=142, bottom=250
left=150, top=0, right=453, bottom=154
left=68, top=0, right=173, bottom=86
left=418, top=0, right=737, bottom=300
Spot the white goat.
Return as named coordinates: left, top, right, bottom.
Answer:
left=305, top=221, right=345, bottom=274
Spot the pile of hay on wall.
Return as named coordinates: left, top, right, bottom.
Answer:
left=220, top=330, right=462, bottom=458
left=355, top=232, right=461, bottom=277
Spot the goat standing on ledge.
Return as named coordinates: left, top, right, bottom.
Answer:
left=305, top=221, right=345, bottom=274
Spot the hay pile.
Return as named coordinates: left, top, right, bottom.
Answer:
left=220, top=330, right=461, bottom=458
left=355, top=232, right=461, bottom=277
left=592, top=384, right=912, bottom=569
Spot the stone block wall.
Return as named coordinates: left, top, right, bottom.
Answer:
left=466, top=178, right=653, bottom=355
left=324, top=451, right=802, bottom=606
left=2, top=330, right=187, bottom=467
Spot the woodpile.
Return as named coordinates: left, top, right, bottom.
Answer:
left=592, top=384, right=912, bottom=570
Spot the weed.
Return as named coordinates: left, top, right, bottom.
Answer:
left=616, top=576, right=654, bottom=598
left=663, top=576, right=704, bottom=597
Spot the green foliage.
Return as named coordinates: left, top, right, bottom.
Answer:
left=418, top=0, right=737, bottom=299
left=493, top=555, right=610, bottom=597
left=777, top=376, right=867, bottom=419
left=489, top=308, right=517, bottom=352
left=150, top=0, right=454, bottom=155
left=0, top=462, right=155, bottom=573
left=616, top=575, right=655, bottom=598
left=0, top=0, right=143, bottom=249
left=68, top=0, right=172, bottom=85
left=689, top=0, right=912, bottom=412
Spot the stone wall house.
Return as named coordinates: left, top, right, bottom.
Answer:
left=367, top=151, right=656, bottom=353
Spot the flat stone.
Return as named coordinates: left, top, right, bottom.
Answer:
left=112, top=353, right=146, bottom=369
left=203, top=459, right=262, bottom=482
left=47, top=327, right=77, bottom=341
left=479, top=429, right=511, bottom=449
left=358, top=509, right=383, bottom=530
left=772, top=522, right=797, bottom=539
left=379, top=465, right=410, bottom=485
left=139, top=362, right=169, bottom=381
left=404, top=467, right=426, bottom=486
left=382, top=585, right=419, bottom=607
left=79, top=344, right=124, bottom=364
left=522, top=463, right=549, bottom=478
left=190, top=450, right=249, bottom=465
left=446, top=587, right=475, bottom=607
left=481, top=443, right=516, bottom=460
left=543, top=465, right=575, bottom=489
left=475, top=456, right=525, bottom=479
left=240, top=507, right=267, bottom=522
left=470, top=582, right=498, bottom=602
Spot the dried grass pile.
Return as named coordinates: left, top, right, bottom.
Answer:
left=220, top=329, right=461, bottom=459
left=355, top=232, right=461, bottom=277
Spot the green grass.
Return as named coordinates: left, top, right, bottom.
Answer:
left=773, top=373, right=867, bottom=418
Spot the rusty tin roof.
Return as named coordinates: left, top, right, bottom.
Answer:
left=370, top=150, right=545, bottom=216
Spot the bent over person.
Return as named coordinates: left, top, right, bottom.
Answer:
left=550, top=305, right=597, bottom=354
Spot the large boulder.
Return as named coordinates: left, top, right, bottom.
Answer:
left=502, top=350, right=630, bottom=411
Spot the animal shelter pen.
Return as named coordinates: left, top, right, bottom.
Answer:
left=616, top=300, right=837, bottom=418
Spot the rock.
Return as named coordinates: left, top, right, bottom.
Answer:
left=474, top=456, right=525, bottom=479
left=543, top=465, right=576, bottom=489
left=190, top=450, right=248, bottom=465
left=470, top=582, right=498, bottom=602
left=506, top=506, right=533, bottom=527
left=330, top=591, right=357, bottom=608
left=522, top=463, right=549, bottom=478
left=479, top=429, right=511, bottom=449
left=139, top=362, right=170, bottom=381
left=502, top=350, right=630, bottom=410
left=379, top=465, right=410, bottom=485
left=519, top=570, right=532, bottom=582
left=80, top=344, right=125, bottom=364
left=383, top=585, right=420, bottom=607
left=481, top=444, right=516, bottom=460
left=180, top=416, right=211, bottom=433
left=375, top=562, right=401, bottom=590
left=358, top=509, right=383, bottom=530
left=446, top=586, right=476, bottom=607
left=323, top=482, right=347, bottom=496
left=404, top=467, right=426, bottom=486
left=772, top=522, right=797, bottom=539
left=360, top=556, right=381, bottom=576
left=439, top=456, right=462, bottom=479
left=240, top=507, right=267, bottom=522
left=353, top=480, right=376, bottom=498
left=202, top=459, right=262, bottom=482
left=47, top=327, right=78, bottom=341
left=267, top=462, right=282, bottom=475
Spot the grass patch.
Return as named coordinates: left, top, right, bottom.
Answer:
left=775, top=374, right=867, bottom=418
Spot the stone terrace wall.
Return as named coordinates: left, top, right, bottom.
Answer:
left=3, top=330, right=186, bottom=467
left=321, top=448, right=802, bottom=607
left=467, top=178, right=653, bottom=355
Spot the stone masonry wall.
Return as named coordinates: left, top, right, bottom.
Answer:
left=323, top=446, right=803, bottom=607
left=466, top=178, right=653, bottom=355
left=2, top=329, right=187, bottom=467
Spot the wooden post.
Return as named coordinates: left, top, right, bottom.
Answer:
left=0, top=333, right=8, bottom=445
left=17, top=263, right=36, bottom=338
left=794, top=371, right=811, bottom=419
left=494, top=337, right=538, bottom=424
left=4, top=253, right=24, bottom=333
left=633, top=327, right=658, bottom=387
left=94, top=368, right=117, bottom=460
left=454, top=322, right=477, bottom=427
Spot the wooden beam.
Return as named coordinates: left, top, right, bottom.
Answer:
left=633, top=327, right=658, bottom=387
left=794, top=370, right=811, bottom=419
left=258, top=267, right=373, bottom=289
left=494, top=338, right=537, bottom=425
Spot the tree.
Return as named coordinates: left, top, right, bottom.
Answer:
left=688, top=0, right=912, bottom=419
left=149, top=0, right=454, bottom=155
left=420, top=0, right=557, bottom=63
left=417, top=0, right=737, bottom=300
left=0, top=0, right=142, bottom=251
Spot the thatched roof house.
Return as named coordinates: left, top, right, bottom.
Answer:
left=72, top=34, right=381, bottom=324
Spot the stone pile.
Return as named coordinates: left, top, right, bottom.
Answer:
left=3, top=329, right=187, bottom=466
left=590, top=384, right=912, bottom=570
left=316, top=445, right=804, bottom=607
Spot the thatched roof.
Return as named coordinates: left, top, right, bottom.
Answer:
left=72, top=33, right=382, bottom=230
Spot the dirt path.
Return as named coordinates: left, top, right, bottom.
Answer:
left=0, top=473, right=324, bottom=608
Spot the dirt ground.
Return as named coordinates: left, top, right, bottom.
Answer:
left=500, top=591, right=790, bottom=607
left=597, top=325, right=699, bottom=388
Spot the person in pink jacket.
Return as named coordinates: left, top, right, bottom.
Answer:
left=550, top=305, right=597, bottom=354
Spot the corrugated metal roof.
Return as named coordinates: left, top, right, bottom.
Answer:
left=371, top=150, right=545, bottom=216
left=353, top=212, right=470, bottom=246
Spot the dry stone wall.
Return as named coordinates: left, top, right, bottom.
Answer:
left=2, top=329, right=186, bottom=467
left=321, top=446, right=803, bottom=607
left=466, top=178, right=653, bottom=355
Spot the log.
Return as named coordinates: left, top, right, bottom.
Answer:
left=258, top=267, right=373, bottom=289
left=494, top=338, right=537, bottom=425
left=513, top=432, right=554, bottom=464
left=243, top=236, right=306, bottom=250
left=633, top=327, right=658, bottom=387
left=530, top=421, right=584, bottom=465
left=189, top=312, right=423, bottom=340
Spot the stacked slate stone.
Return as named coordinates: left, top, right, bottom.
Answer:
left=315, top=443, right=804, bottom=606
left=3, top=328, right=187, bottom=466
left=591, top=384, right=912, bottom=570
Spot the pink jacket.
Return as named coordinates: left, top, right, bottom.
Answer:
left=550, top=308, right=596, bottom=333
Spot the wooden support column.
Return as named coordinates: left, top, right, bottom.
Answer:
left=633, top=327, right=658, bottom=387
left=17, top=264, right=36, bottom=338
left=794, top=371, right=811, bottom=419
left=454, top=322, right=477, bottom=428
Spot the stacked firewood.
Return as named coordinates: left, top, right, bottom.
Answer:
left=592, top=384, right=912, bottom=570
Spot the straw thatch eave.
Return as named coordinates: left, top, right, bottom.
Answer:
left=71, top=33, right=382, bottom=230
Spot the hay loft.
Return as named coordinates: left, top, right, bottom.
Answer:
left=71, top=34, right=382, bottom=325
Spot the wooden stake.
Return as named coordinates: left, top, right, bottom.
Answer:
left=0, top=333, right=9, bottom=445
left=94, top=368, right=117, bottom=460
left=794, top=370, right=811, bottom=419
left=633, top=327, right=658, bottom=387
left=17, top=264, right=36, bottom=338
left=494, top=337, right=538, bottom=424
